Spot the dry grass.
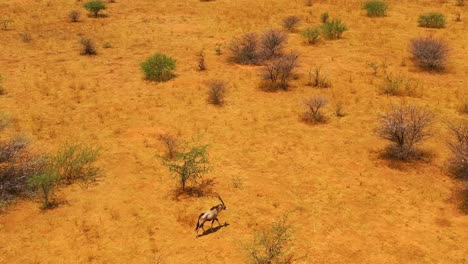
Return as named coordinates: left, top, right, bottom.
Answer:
left=0, top=0, right=467, bottom=263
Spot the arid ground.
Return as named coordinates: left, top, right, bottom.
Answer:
left=0, top=0, right=467, bottom=263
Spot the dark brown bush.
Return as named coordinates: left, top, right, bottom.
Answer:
left=259, top=29, right=287, bottom=61
left=448, top=122, right=468, bottom=180
left=69, top=10, right=81, bottom=22
left=303, top=95, right=329, bottom=123
left=80, top=38, right=97, bottom=55
left=261, top=52, right=299, bottom=91
left=282, top=16, right=301, bottom=32
left=410, top=37, right=448, bottom=71
left=207, top=80, right=226, bottom=105
left=377, top=105, right=433, bottom=160
left=229, top=32, right=260, bottom=65
left=160, top=134, right=179, bottom=160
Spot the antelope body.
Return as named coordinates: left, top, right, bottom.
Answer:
left=195, top=195, right=227, bottom=237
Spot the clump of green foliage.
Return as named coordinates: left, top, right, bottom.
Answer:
left=48, top=144, right=100, bottom=187
left=418, top=12, right=445, bottom=28
left=141, top=53, right=177, bottom=82
left=163, top=145, right=209, bottom=192
left=84, top=0, right=106, bottom=17
left=28, top=170, right=58, bottom=209
left=321, top=19, right=348, bottom=39
left=244, top=216, right=295, bottom=264
left=302, top=27, right=321, bottom=44
left=363, top=1, right=388, bottom=17
left=320, top=12, right=329, bottom=23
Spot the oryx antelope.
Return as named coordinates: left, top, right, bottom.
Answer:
left=195, top=195, right=227, bottom=237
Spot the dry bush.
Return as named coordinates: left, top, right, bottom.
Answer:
left=0, top=136, right=44, bottom=205
left=303, top=95, right=329, bottom=123
left=244, top=216, right=295, bottom=264
left=69, top=10, right=81, bottom=22
left=456, top=0, right=465, bottom=6
left=261, top=52, right=299, bottom=91
left=259, top=29, right=287, bottom=61
left=80, top=38, right=97, bottom=55
left=207, top=80, right=226, bottom=105
left=229, top=32, right=260, bottom=65
left=197, top=50, right=206, bottom=71
left=0, top=75, right=4, bottom=95
left=305, top=0, right=313, bottom=6
left=379, top=73, right=422, bottom=97
left=448, top=122, right=468, bottom=180
left=19, top=32, right=32, bottom=43
left=410, top=37, right=448, bottom=71
left=459, top=100, right=468, bottom=114
left=160, top=134, right=179, bottom=159
left=377, top=105, right=433, bottom=160
left=335, top=101, right=346, bottom=117
left=282, top=16, right=301, bottom=32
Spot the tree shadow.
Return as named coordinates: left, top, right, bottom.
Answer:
left=170, top=178, right=216, bottom=201
left=197, top=222, right=230, bottom=238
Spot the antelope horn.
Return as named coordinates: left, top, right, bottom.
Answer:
left=216, top=194, right=225, bottom=205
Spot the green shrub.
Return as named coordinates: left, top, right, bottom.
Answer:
left=418, top=12, right=445, bottom=28
left=163, top=145, right=209, bottom=192
left=321, top=19, right=348, bottom=39
left=302, top=27, right=320, bottom=44
left=49, top=144, right=100, bottom=187
left=84, top=0, right=106, bottom=17
left=363, top=1, right=388, bottom=17
left=141, top=53, right=176, bottom=82
left=320, top=12, right=329, bottom=23
left=28, top=171, right=58, bottom=209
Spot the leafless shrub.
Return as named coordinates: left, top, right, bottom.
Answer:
left=305, top=0, right=313, bottom=6
left=261, top=52, right=299, bottom=91
left=159, top=134, right=179, bottom=159
left=69, top=10, right=81, bottom=22
left=459, top=100, right=468, bottom=114
left=303, top=95, right=329, bottom=123
left=377, top=105, right=433, bottom=160
left=335, top=101, right=346, bottom=117
left=307, top=66, right=331, bottom=88
left=197, top=50, right=206, bottom=71
left=207, top=80, right=226, bottom=105
left=19, top=32, right=32, bottom=43
left=456, top=0, right=464, bottom=6
left=229, top=32, right=260, bottom=65
left=259, top=29, right=287, bottom=61
left=410, top=37, right=448, bottom=71
left=448, top=122, right=468, bottom=180
left=80, top=38, right=97, bottom=55
left=282, top=16, right=301, bottom=32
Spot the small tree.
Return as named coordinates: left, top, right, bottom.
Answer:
left=84, top=0, right=106, bottom=17
left=303, top=95, right=329, bottom=123
left=377, top=105, right=433, bottom=160
left=141, top=53, right=176, bottom=82
left=363, top=1, right=389, bottom=17
left=410, top=37, right=448, bottom=71
left=49, top=144, right=100, bottom=187
left=163, top=145, right=209, bottom=191
left=259, top=29, right=286, bottom=61
left=282, top=16, right=301, bottom=32
left=245, top=216, right=294, bottom=264
left=321, top=19, right=348, bottom=39
left=28, top=171, right=58, bottom=209
left=448, top=122, right=468, bottom=180
left=229, top=32, right=260, bottom=65
left=262, top=52, right=299, bottom=91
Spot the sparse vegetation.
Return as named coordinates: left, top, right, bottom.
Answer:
left=302, top=27, right=320, bottom=44
left=418, top=12, right=445, bottom=28
left=307, top=66, right=331, bottom=88
left=0, top=20, right=13, bottom=30
left=163, top=145, right=209, bottom=192
left=244, top=216, right=294, bottom=264
left=84, top=0, right=106, bottom=17
left=80, top=38, right=97, bottom=55
left=377, top=105, right=433, bottom=160
left=69, top=10, right=81, bottom=22
left=320, top=12, right=329, bottom=23
left=282, top=16, right=301, bottom=32
left=261, top=52, right=299, bottom=91
left=456, top=0, right=465, bottom=6
left=207, top=79, right=227, bottom=105
left=229, top=32, right=260, bottom=65
left=160, top=134, right=179, bottom=160
left=303, top=95, right=329, bottom=123
left=48, top=144, right=100, bottom=187
left=28, top=170, right=58, bottom=209
left=260, top=29, right=287, bottom=60
left=19, top=32, right=32, bottom=43
left=141, top=53, right=176, bottom=82
left=448, top=122, right=468, bottom=180
left=197, top=50, right=207, bottom=71
left=321, top=19, right=348, bottom=39
left=379, top=73, right=422, bottom=97
left=363, top=1, right=389, bottom=17
left=410, top=37, right=448, bottom=71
